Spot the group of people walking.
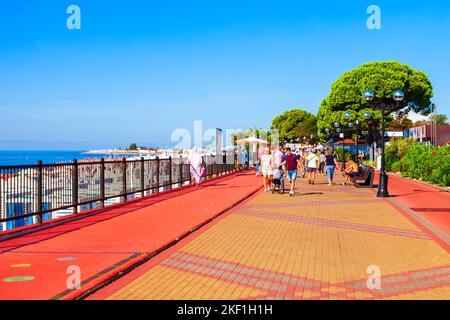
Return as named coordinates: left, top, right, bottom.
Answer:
left=259, top=146, right=302, bottom=196
left=187, top=145, right=362, bottom=193
left=257, top=145, right=361, bottom=195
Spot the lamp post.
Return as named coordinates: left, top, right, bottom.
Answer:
left=344, top=112, right=355, bottom=164
left=329, top=122, right=347, bottom=171
left=363, top=111, right=375, bottom=161
left=363, top=89, right=405, bottom=198
left=343, top=112, right=363, bottom=164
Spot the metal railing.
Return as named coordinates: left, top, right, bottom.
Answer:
left=0, top=154, right=240, bottom=231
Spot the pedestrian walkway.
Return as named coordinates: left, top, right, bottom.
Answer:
left=90, top=173, right=450, bottom=300
left=0, top=171, right=262, bottom=300
left=380, top=174, right=450, bottom=240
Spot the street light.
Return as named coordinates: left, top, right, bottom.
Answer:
left=363, top=112, right=375, bottom=160
left=393, top=90, right=405, bottom=102
left=363, top=111, right=372, bottom=120
left=363, top=90, right=375, bottom=102
left=327, top=123, right=347, bottom=171
left=325, top=125, right=345, bottom=167
left=363, top=89, right=405, bottom=197
left=342, top=112, right=363, bottom=164
left=342, top=113, right=353, bottom=166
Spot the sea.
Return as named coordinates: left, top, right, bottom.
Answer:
left=0, top=150, right=135, bottom=166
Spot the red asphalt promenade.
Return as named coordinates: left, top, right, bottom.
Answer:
left=0, top=171, right=262, bottom=300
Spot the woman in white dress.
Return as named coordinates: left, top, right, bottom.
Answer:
left=259, top=147, right=274, bottom=192
left=188, top=148, right=204, bottom=186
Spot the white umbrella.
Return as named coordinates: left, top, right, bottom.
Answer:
left=235, top=137, right=268, bottom=145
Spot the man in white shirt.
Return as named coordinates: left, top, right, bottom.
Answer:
left=306, top=149, right=319, bottom=185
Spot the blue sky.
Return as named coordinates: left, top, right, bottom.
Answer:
left=0, top=0, right=449, bottom=150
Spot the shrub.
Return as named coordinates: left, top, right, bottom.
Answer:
left=381, top=138, right=450, bottom=186
left=362, top=160, right=376, bottom=168
left=333, top=148, right=344, bottom=162
left=333, top=148, right=355, bottom=162
left=401, top=143, right=432, bottom=181
left=391, top=161, right=402, bottom=173
left=385, top=138, right=414, bottom=171
left=429, top=144, right=450, bottom=186
left=400, top=142, right=450, bottom=186
left=344, top=152, right=353, bottom=162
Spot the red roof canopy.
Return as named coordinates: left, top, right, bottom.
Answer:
left=330, top=139, right=365, bottom=146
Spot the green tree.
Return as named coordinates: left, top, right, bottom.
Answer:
left=317, top=61, right=434, bottom=136
left=271, top=109, right=317, bottom=144
left=389, top=116, right=414, bottom=130
left=429, top=114, right=448, bottom=125
left=128, top=143, right=138, bottom=150
left=414, top=114, right=448, bottom=126
left=414, top=119, right=428, bottom=126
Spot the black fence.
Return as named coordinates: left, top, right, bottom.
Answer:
left=0, top=155, right=241, bottom=231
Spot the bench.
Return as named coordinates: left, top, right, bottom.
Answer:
left=351, top=165, right=375, bottom=188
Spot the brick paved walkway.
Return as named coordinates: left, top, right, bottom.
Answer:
left=91, top=173, right=450, bottom=300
